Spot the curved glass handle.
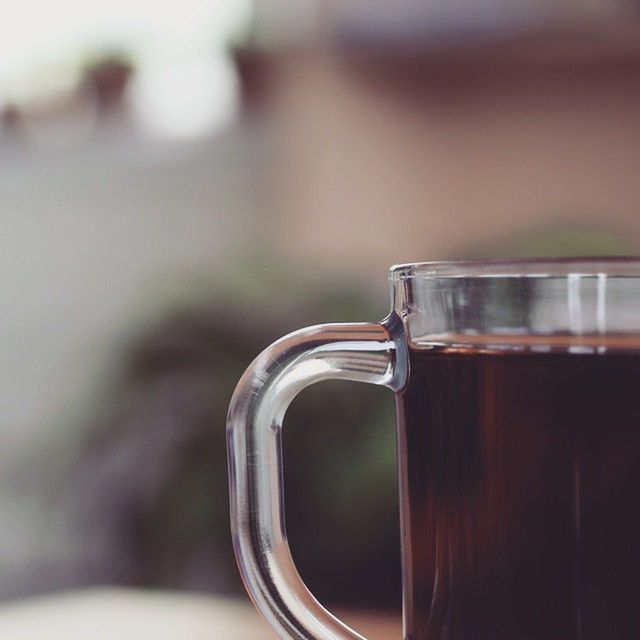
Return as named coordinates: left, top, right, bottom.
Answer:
left=227, top=321, right=404, bottom=640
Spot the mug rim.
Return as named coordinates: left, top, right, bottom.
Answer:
left=390, top=256, right=640, bottom=280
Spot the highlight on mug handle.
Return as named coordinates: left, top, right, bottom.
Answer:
left=227, top=320, right=406, bottom=640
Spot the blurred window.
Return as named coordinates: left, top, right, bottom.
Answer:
left=0, top=0, right=251, bottom=140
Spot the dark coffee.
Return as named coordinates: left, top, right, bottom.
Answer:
left=397, top=341, right=640, bottom=640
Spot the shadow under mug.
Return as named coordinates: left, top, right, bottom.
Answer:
left=227, top=258, right=640, bottom=640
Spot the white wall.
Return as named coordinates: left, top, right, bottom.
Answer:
left=1, top=127, right=260, bottom=456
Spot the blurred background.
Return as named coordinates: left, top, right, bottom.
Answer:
left=1, top=0, right=640, bottom=637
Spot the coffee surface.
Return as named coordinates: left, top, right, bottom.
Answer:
left=397, top=342, right=640, bottom=640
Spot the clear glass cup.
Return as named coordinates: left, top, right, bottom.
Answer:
left=227, top=258, right=640, bottom=640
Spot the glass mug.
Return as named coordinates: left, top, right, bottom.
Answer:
left=227, top=258, right=640, bottom=640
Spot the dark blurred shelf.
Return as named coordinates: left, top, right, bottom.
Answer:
left=237, top=10, right=640, bottom=106
left=239, top=12, right=640, bottom=90
left=335, top=13, right=640, bottom=74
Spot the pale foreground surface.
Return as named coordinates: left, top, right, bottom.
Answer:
left=0, top=589, right=400, bottom=639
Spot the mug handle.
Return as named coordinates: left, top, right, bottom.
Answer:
left=227, top=321, right=404, bottom=639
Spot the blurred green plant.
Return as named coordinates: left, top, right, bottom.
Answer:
left=74, top=256, right=400, bottom=609
left=464, top=226, right=635, bottom=259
